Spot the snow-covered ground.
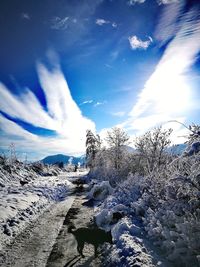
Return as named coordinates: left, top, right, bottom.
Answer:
left=87, top=176, right=199, bottom=267
left=86, top=180, right=162, bottom=266
left=1, top=151, right=199, bottom=267
left=0, top=157, right=84, bottom=250
left=0, top=174, right=72, bottom=248
left=95, top=197, right=169, bottom=267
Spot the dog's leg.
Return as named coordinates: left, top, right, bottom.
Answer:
left=77, top=242, right=85, bottom=258
left=94, top=245, right=98, bottom=258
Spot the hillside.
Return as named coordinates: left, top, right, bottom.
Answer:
left=41, top=154, right=86, bottom=165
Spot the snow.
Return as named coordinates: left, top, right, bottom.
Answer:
left=184, top=141, right=200, bottom=156
left=1, top=130, right=199, bottom=266
left=0, top=158, right=76, bottom=250
left=95, top=209, right=113, bottom=229
left=0, top=192, right=40, bottom=222
left=88, top=180, right=113, bottom=200
left=95, top=203, right=127, bottom=230
left=105, top=216, right=155, bottom=266
left=90, top=152, right=200, bottom=266
left=88, top=179, right=162, bottom=266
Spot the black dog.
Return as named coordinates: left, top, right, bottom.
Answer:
left=68, top=225, right=113, bottom=257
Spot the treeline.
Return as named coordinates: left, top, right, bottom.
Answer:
left=86, top=126, right=178, bottom=184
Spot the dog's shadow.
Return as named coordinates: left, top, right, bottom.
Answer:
left=63, top=254, right=96, bottom=267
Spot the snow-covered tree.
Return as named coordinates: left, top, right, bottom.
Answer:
left=86, top=130, right=101, bottom=168
left=9, top=143, right=17, bottom=164
left=187, top=124, right=200, bottom=144
left=106, top=127, right=130, bottom=170
left=135, top=127, right=172, bottom=174
left=182, top=124, right=200, bottom=156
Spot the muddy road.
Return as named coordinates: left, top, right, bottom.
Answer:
left=46, top=194, right=104, bottom=267
left=1, top=175, right=108, bottom=267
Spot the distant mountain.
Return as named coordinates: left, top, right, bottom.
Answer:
left=41, top=154, right=86, bottom=165
left=122, top=145, right=135, bottom=153
left=40, top=144, right=186, bottom=166
left=167, top=144, right=187, bottom=155
left=123, top=144, right=187, bottom=155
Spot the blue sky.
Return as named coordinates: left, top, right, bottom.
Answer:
left=0, top=0, right=200, bottom=160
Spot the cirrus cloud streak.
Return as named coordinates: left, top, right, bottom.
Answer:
left=122, top=5, right=200, bottom=143
left=0, top=60, right=95, bottom=160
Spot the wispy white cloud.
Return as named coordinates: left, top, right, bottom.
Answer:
left=0, top=59, right=95, bottom=159
left=96, top=18, right=117, bottom=28
left=80, top=100, right=94, bottom=105
left=50, top=16, right=69, bottom=30
left=110, top=50, right=119, bottom=61
left=148, top=36, right=153, bottom=42
left=128, top=35, right=153, bottom=50
left=105, top=64, right=113, bottom=68
left=129, top=28, right=199, bottom=118
left=0, top=83, right=57, bottom=130
left=122, top=6, right=200, bottom=143
left=96, top=18, right=110, bottom=26
left=112, top=22, right=117, bottom=28
left=21, top=13, right=30, bottom=20
left=158, top=0, right=179, bottom=5
left=128, top=0, right=146, bottom=5
left=111, top=111, right=126, bottom=117
left=37, top=62, right=95, bottom=137
left=94, top=101, right=106, bottom=107
left=0, top=114, right=38, bottom=141
left=155, top=1, right=184, bottom=45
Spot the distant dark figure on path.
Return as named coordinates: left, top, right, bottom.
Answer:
left=74, top=165, right=78, bottom=172
left=20, top=180, right=28, bottom=186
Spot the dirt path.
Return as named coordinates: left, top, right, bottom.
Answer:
left=46, top=192, right=103, bottom=267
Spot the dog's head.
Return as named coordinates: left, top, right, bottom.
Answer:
left=68, top=224, right=76, bottom=233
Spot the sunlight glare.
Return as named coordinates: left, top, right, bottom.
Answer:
left=146, top=62, right=191, bottom=115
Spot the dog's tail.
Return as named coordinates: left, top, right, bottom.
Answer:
left=68, top=225, right=76, bottom=233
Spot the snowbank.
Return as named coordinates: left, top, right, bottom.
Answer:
left=88, top=180, right=113, bottom=200
left=0, top=176, right=71, bottom=249
left=102, top=217, right=155, bottom=267
left=93, top=189, right=157, bottom=266
left=0, top=158, right=73, bottom=249
left=94, top=162, right=200, bottom=266
left=95, top=203, right=127, bottom=230
left=0, top=157, right=61, bottom=186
